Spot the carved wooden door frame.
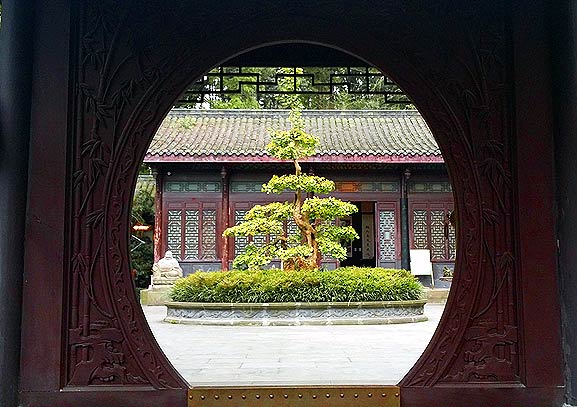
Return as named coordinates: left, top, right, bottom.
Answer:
left=20, top=1, right=564, bottom=406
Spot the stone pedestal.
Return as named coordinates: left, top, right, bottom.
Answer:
left=140, top=285, right=173, bottom=306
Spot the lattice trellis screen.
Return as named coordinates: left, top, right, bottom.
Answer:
left=253, top=234, right=267, bottom=248
left=234, top=210, right=249, bottom=257
left=184, top=210, right=200, bottom=260
left=166, top=210, right=182, bottom=259
left=378, top=210, right=396, bottom=261
left=411, top=207, right=455, bottom=261
left=201, top=210, right=217, bottom=259
left=286, top=218, right=298, bottom=238
left=166, top=206, right=219, bottom=260
left=412, top=209, right=429, bottom=250
left=430, top=210, right=446, bottom=260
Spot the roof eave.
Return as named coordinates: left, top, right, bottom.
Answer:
left=144, top=154, right=445, bottom=164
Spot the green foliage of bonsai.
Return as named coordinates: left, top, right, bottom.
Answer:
left=171, top=267, right=424, bottom=303
left=223, top=69, right=359, bottom=271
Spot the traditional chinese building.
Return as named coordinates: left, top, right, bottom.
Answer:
left=145, top=109, right=456, bottom=286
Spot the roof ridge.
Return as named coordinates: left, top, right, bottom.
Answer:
left=168, top=109, right=421, bottom=117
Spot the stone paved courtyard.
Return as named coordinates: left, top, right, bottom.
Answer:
left=144, top=303, right=444, bottom=386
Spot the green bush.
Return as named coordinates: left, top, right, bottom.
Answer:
left=170, top=267, right=424, bottom=303
left=131, top=235, right=153, bottom=289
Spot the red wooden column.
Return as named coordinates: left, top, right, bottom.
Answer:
left=221, top=167, right=230, bottom=270
left=153, top=169, right=164, bottom=262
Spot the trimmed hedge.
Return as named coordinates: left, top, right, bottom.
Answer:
left=170, top=267, right=424, bottom=303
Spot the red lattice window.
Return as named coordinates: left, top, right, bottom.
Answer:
left=410, top=202, right=455, bottom=261
left=165, top=202, right=219, bottom=260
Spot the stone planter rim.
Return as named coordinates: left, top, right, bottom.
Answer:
left=164, top=299, right=428, bottom=326
left=165, top=299, right=427, bottom=310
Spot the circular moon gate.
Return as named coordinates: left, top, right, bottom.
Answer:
left=33, top=2, right=561, bottom=406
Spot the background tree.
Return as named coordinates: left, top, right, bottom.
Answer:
left=183, top=66, right=414, bottom=110
left=130, top=170, right=155, bottom=288
left=223, top=74, right=359, bottom=271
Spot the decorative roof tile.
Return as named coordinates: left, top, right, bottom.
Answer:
left=145, top=109, right=443, bottom=163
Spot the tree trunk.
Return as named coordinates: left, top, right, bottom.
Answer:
left=290, top=159, right=320, bottom=270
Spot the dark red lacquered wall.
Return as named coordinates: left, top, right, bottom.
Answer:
left=18, top=1, right=564, bottom=406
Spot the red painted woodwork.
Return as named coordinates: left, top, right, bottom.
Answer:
left=20, top=0, right=71, bottom=394
left=512, top=1, right=564, bottom=386
left=153, top=170, right=164, bottom=262
left=163, top=197, right=222, bottom=262
left=377, top=201, right=401, bottom=262
left=221, top=167, right=230, bottom=270
left=408, top=196, right=454, bottom=262
left=148, top=154, right=445, bottom=164
left=19, top=1, right=564, bottom=406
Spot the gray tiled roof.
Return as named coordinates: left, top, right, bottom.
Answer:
left=145, top=109, right=442, bottom=162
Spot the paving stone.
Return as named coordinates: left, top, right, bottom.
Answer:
left=143, top=303, right=444, bottom=385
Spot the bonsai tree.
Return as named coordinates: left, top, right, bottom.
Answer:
left=223, top=105, right=359, bottom=271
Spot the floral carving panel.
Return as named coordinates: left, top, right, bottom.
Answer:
left=66, top=1, right=194, bottom=388
left=396, top=2, right=519, bottom=386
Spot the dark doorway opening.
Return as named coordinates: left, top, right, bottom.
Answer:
left=340, top=201, right=377, bottom=267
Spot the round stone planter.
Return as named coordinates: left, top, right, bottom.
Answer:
left=164, top=299, right=428, bottom=326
